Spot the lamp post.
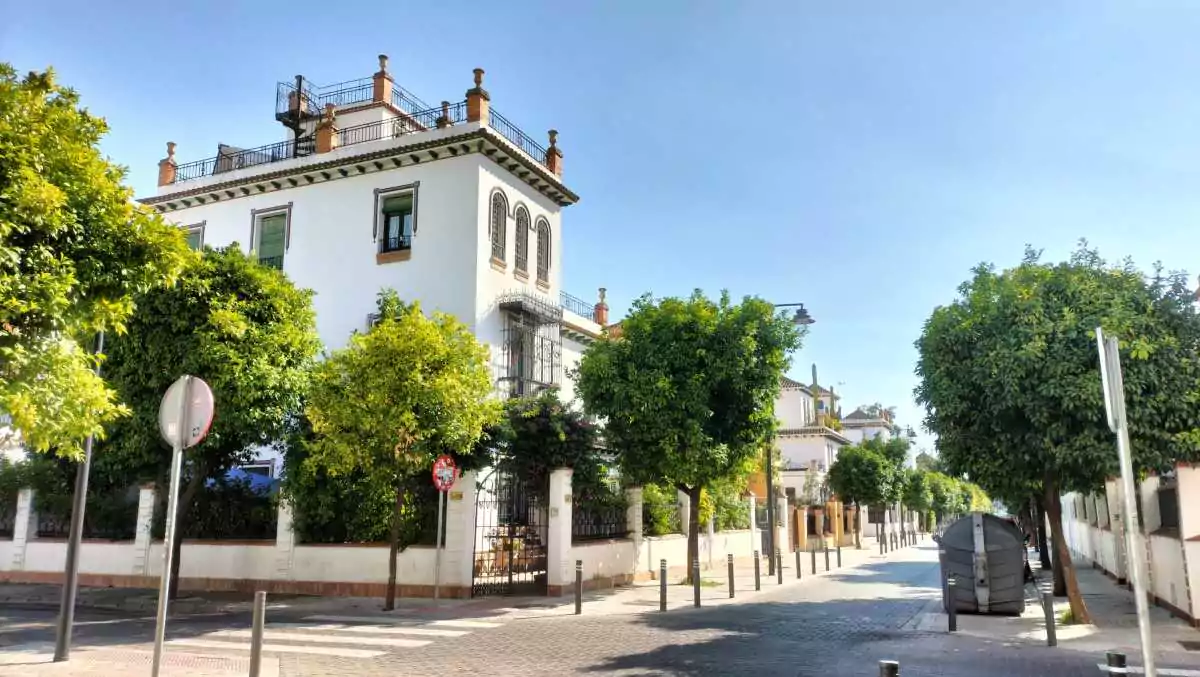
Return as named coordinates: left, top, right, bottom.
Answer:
left=766, top=303, right=814, bottom=574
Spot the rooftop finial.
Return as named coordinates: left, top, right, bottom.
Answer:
left=547, top=129, right=558, bottom=148
left=378, top=54, right=389, bottom=74
left=473, top=68, right=484, bottom=88
left=166, top=141, right=176, bottom=160
left=598, top=287, right=607, bottom=305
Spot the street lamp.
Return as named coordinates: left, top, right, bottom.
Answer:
left=765, top=303, right=814, bottom=574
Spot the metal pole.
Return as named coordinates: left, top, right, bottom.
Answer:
left=53, top=331, right=104, bottom=662
left=775, top=549, right=782, bottom=584
left=659, top=559, right=667, bottom=612
left=947, top=577, right=957, bottom=632
left=810, top=544, right=816, bottom=575
left=151, top=375, right=190, bottom=677
left=795, top=548, right=802, bottom=579
left=692, top=559, right=700, bottom=607
left=824, top=541, right=830, bottom=571
left=766, top=445, right=776, bottom=577
left=575, top=560, right=582, bottom=615
left=433, top=489, right=445, bottom=600
left=727, top=554, right=735, bottom=598
left=879, top=660, right=899, bottom=677
left=249, top=591, right=266, bottom=677
left=753, top=551, right=761, bottom=591
left=1106, top=651, right=1127, bottom=670
left=1041, top=591, right=1056, bottom=647
left=836, top=544, right=842, bottom=567
left=1097, top=330, right=1157, bottom=677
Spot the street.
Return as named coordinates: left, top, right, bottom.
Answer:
left=0, top=545, right=1154, bottom=676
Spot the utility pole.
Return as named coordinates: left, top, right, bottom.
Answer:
left=767, top=303, right=814, bottom=576
left=54, top=332, right=104, bottom=662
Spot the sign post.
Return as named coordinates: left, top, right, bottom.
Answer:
left=431, top=455, right=457, bottom=601
left=1096, top=327, right=1156, bottom=677
left=151, top=375, right=215, bottom=677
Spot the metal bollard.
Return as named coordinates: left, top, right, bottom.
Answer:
left=810, top=544, right=817, bottom=575
left=575, top=560, right=583, bottom=615
left=659, top=559, right=667, bottom=612
left=753, top=550, right=761, bottom=591
left=947, top=577, right=957, bottom=632
left=836, top=544, right=842, bottom=568
left=795, top=547, right=802, bottom=579
left=824, top=543, right=830, bottom=571
left=879, top=660, right=899, bottom=677
left=1042, top=592, right=1056, bottom=647
left=249, top=590, right=266, bottom=677
left=1105, top=651, right=1126, bottom=670
left=693, top=558, right=701, bottom=608
left=728, top=553, right=735, bottom=598
left=776, top=549, right=783, bottom=585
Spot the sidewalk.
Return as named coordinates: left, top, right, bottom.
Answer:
left=0, top=533, right=929, bottom=622
left=906, top=554, right=1200, bottom=665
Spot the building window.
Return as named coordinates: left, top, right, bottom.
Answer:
left=380, top=193, right=414, bottom=252
left=535, top=217, right=550, bottom=285
left=490, top=191, right=508, bottom=263
left=514, top=206, right=530, bottom=276
left=183, top=222, right=205, bottom=251
left=250, top=204, right=292, bottom=271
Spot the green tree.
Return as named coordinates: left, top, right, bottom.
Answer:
left=576, top=291, right=801, bottom=581
left=927, top=472, right=967, bottom=523
left=902, top=468, right=934, bottom=531
left=0, top=66, right=189, bottom=455
left=915, top=244, right=1200, bottom=623
left=826, top=444, right=893, bottom=548
left=304, top=291, right=498, bottom=609
left=97, top=245, right=320, bottom=597
left=914, top=450, right=940, bottom=472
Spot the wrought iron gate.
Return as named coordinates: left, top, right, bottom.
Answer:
left=472, top=469, right=549, bottom=597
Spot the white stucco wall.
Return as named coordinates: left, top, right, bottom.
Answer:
left=572, top=539, right=637, bottom=582
left=778, top=436, right=841, bottom=472
left=290, top=545, right=440, bottom=585
left=776, top=388, right=811, bottom=429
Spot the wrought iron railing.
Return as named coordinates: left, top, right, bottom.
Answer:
left=172, top=102, right=470, bottom=185
left=380, top=235, right=412, bottom=253
left=259, top=255, right=283, bottom=270
left=559, top=291, right=593, bottom=319
left=489, top=108, right=548, bottom=164
left=392, top=85, right=433, bottom=116
left=573, top=488, right=629, bottom=543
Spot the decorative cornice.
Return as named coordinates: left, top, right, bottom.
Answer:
left=777, top=427, right=851, bottom=444
left=140, top=128, right=579, bottom=212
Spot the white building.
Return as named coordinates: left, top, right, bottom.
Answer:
left=142, top=56, right=605, bottom=475
left=841, top=407, right=896, bottom=444
left=773, top=375, right=850, bottom=503
left=0, top=411, right=23, bottom=464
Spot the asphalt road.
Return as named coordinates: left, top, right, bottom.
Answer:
left=0, top=547, right=1144, bottom=676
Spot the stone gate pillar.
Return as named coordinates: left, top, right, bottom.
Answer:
left=546, top=467, right=574, bottom=596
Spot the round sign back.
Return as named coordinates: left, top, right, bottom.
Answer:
left=158, top=375, right=215, bottom=449
left=432, top=454, right=457, bottom=492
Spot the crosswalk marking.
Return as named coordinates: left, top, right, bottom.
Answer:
left=0, top=621, right=53, bottom=633
left=302, top=614, right=431, bottom=625
left=268, top=622, right=467, bottom=637
left=430, top=619, right=503, bottom=629
left=209, top=629, right=431, bottom=648
left=167, top=638, right=384, bottom=659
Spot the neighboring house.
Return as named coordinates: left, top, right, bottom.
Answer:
left=841, top=407, right=896, bottom=444
left=0, top=411, right=24, bottom=464
left=770, top=374, right=851, bottom=503
left=142, top=55, right=604, bottom=475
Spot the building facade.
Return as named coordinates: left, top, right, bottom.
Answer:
left=143, top=56, right=606, bottom=474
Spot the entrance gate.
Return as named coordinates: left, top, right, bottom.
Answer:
left=471, top=469, right=549, bottom=597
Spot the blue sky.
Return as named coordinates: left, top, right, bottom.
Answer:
left=8, top=2, right=1200, bottom=454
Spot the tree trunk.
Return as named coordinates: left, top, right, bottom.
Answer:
left=1044, top=478, right=1091, bottom=623
left=1034, top=496, right=1052, bottom=569
left=854, top=502, right=862, bottom=549
left=684, top=485, right=701, bottom=585
left=384, top=481, right=405, bottom=611
left=167, top=460, right=207, bottom=600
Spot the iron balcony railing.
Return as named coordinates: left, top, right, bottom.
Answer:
left=276, top=77, right=434, bottom=118
left=258, top=255, right=284, bottom=270
left=171, top=102, right=468, bottom=185
left=559, top=291, right=593, bottom=319
left=380, top=235, right=412, bottom=253
left=489, top=108, right=548, bottom=164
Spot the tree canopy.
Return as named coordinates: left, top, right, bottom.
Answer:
left=303, top=290, right=498, bottom=609
left=97, top=244, right=320, bottom=596
left=915, top=243, right=1200, bottom=622
left=0, top=65, right=189, bottom=454
left=576, top=290, right=801, bottom=578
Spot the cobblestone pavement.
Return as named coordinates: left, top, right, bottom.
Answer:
left=4, top=545, right=1196, bottom=676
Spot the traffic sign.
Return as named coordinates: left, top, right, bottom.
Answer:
left=157, top=376, right=215, bottom=449
left=432, top=455, right=457, bottom=492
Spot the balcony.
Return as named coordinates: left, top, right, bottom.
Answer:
left=559, top=291, right=594, bottom=319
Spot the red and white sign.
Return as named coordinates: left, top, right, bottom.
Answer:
left=432, top=455, right=457, bottom=492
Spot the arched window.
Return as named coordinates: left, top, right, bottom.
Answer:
left=514, top=206, right=530, bottom=275
left=490, top=191, right=508, bottom=262
left=535, top=218, right=550, bottom=284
